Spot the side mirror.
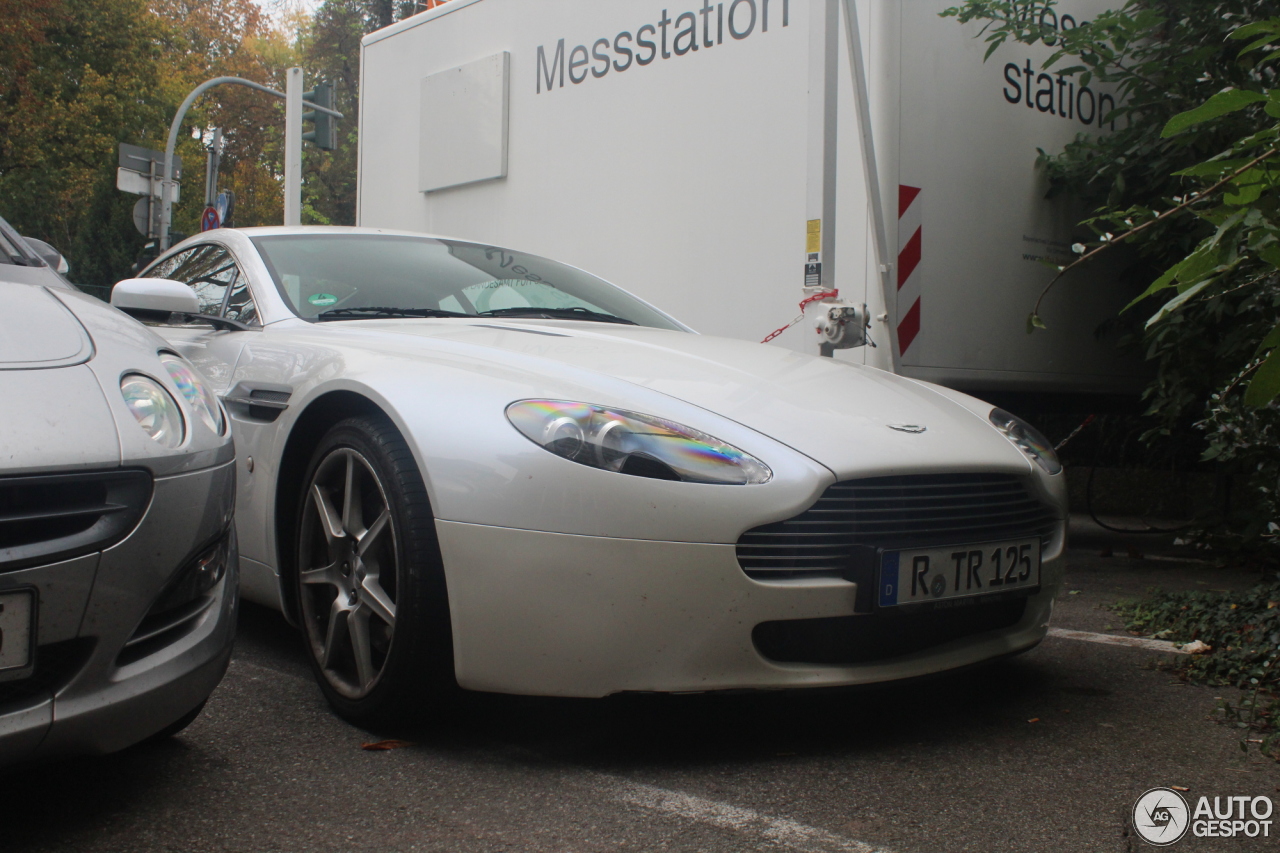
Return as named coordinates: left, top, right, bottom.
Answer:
left=111, top=278, right=199, bottom=319
left=22, top=236, right=69, bottom=275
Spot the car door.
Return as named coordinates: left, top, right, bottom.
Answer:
left=144, top=242, right=258, bottom=397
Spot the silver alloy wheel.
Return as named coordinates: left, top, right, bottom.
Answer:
left=298, top=447, right=399, bottom=699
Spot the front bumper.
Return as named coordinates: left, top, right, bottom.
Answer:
left=0, top=461, right=238, bottom=764
left=436, top=520, right=1060, bottom=698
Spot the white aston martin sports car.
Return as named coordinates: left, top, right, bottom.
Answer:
left=113, top=226, right=1067, bottom=727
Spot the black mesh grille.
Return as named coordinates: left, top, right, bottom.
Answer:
left=737, top=473, right=1058, bottom=580
left=0, top=469, right=153, bottom=572
left=753, top=599, right=1028, bottom=664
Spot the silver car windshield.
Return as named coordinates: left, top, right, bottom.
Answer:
left=250, top=234, right=685, bottom=330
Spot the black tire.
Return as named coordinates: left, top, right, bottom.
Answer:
left=145, top=699, right=207, bottom=743
left=294, top=413, right=455, bottom=729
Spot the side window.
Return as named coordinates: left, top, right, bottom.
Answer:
left=224, top=280, right=258, bottom=325
left=147, top=244, right=257, bottom=325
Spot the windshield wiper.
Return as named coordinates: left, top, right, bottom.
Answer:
left=316, top=306, right=469, bottom=321
left=476, top=306, right=637, bottom=325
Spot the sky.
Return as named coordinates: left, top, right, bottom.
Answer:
left=252, top=0, right=324, bottom=28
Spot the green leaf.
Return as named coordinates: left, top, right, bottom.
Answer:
left=1123, top=262, right=1182, bottom=312
left=1173, top=158, right=1250, bottom=178
left=1236, top=34, right=1279, bottom=56
left=1245, top=347, right=1280, bottom=407
left=1026, top=313, right=1046, bottom=334
left=1258, top=244, right=1280, bottom=269
left=1230, top=21, right=1279, bottom=42
left=1254, top=323, right=1280, bottom=357
left=1224, top=182, right=1265, bottom=206
left=1161, top=90, right=1268, bottom=138
left=1145, top=281, right=1209, bottom=328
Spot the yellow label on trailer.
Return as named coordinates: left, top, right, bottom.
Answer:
left=806, top=219, right=821, bottom=254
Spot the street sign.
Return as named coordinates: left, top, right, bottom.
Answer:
left=117, top=168, right=180, bottom=200
left=200, top=206, right=221, bottom=232
left=131, top=197, right=155, bottom=237
left=119, top=143, right=181, bottom=179
left=215, top=190, right=235, bottom=227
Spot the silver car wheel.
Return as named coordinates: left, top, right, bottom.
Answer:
left=298, top=447, right=399, bottom=700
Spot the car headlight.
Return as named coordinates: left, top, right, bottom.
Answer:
left=990, top=408, right=1061, bottom=475
left=120, top=374, right=185, bottom=448
left=159, top=352, right=224, bottom=435
left=506, top=400, right=772, bottom=485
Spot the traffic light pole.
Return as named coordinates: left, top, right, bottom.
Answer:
left=284, top=68, right=304, bottom=227
left=159, top=70, right=343, bottom=249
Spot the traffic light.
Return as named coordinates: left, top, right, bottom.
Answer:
left=302, top=82, right=337, bottom=151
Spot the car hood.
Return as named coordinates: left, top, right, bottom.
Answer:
left=312, top=319, right=1030, bottom=478
left=0, top=279, right=93, bottom=369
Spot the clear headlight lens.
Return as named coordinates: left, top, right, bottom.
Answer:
left=506, top=400, right=772, bottom=485
left=990, top=408, right=1062, bottom=475
left=159, top=353, right=224, bottom=434
left=120, top=374, right=185, bottom=448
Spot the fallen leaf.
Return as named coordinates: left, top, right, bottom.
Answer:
left=1127, top=546, right=1144, bottom=559
left=1068, top=590, right=1082, bottom=595
left=1027, top=717, right=1041, bottom=723
left=1172, top=785, right=1190, bottom=792
left=362, top=739, right=414, bottom=751
left=1099, top=547, right=1113, bottom=558
left=1181, top=640, right=1212, bottom=654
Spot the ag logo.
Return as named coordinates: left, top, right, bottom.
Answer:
left=1133, top=787, right=1190, bottom=846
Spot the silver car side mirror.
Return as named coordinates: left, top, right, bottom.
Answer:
left=22, top=236, right=69, bottom=275
left=111, top=278, right=199, bottom=318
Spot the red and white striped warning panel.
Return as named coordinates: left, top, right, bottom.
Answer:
left=897, top=185, right=922, bottom=357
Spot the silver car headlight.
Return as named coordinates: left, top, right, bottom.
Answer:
left=120, top=374, right=185, bottom=448
left=159, top=352, right=225, bottom=435
left=990, top=408, right=1062, bottom=475
left=506, top=400, right=772, bottom=485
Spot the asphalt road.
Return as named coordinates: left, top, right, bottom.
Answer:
left=3, top=520, right=1278, bottom=853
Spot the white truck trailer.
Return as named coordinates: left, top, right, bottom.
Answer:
left=357, top=0, right=1142, bottom=398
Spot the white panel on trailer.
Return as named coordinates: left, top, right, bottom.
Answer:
left=419, top=51, right=510, bottom=193
left=359, top=0, right=1145, bottom=396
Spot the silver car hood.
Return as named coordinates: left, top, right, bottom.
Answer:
left=312, top=319, right=1031, bottom=478
left=0, top=280, right=93, bottom=369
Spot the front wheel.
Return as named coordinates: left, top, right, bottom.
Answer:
left=295, top=414, right=454, bottom=728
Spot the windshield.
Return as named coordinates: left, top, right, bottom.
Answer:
left=250, top=234, right=685, bottom=331
left=0, top=216, right=42, bottom=267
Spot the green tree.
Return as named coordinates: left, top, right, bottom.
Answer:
left=0, top=0, right=172, bottom=285
left=943, top=1, right=1280, bottom=551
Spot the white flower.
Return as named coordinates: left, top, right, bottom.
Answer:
left=1103, top=232, right=1114, bottom=242
left=1072, top=243, right=1086, bottom=254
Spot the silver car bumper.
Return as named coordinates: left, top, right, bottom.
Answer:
left=0, top=460, right=238, bottom=763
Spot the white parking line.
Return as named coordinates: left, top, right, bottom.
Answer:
left=609, top=776, right=893, bottom=853
left=1047, top=627, right=1189, bottom=654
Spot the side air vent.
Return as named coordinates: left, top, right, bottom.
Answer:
left=737, top=473, right=1059, bottom=582
left=0, top=469, right=153, bottom=572
left=221, top=382, right=292, bottom=422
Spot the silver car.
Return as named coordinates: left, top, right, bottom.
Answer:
left=0, top=217, right=237, bottom=764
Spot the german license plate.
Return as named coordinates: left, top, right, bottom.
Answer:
left=878, top=540, right=1040, bottom=608
left=0, top=589, right=35, bottom=682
